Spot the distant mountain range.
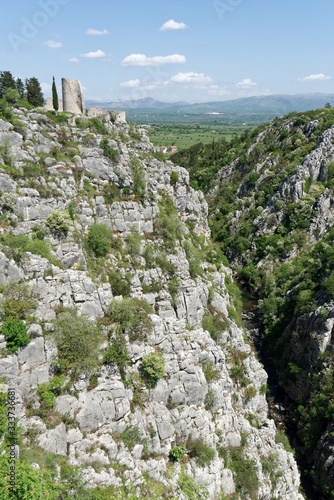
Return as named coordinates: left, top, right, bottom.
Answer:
left=86, top=93, right=334, bottom=115
left=86, top=97, right=188, bottom=110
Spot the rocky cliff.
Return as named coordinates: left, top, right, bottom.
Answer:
left=0, top=107, right=302, bottom=499
left=173, top=106, right=334, bottom=498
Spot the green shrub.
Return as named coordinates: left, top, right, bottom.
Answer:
left=1, top=317, right=29, bottom=353
left=143, top=244, right=155, bottom=269
left=102, top=183, right=120, bottom=204
left=261, top=452, right=283, bottom=489
left=0, top=452, right=62, bottom=499
left=46, top=110, right=69, bottom=124
left=87, top=374, right=99, bottom=391
left=169, top=444, right=186, bottom=462
left=52, top=309, right=102, bottom=377
left=130, top=157, right=146, bottom=202
left=246, top=412, right=259, bottom=429
left=25, top=239, right=56, bottom=263
left=108, top=297, right=153, bottom=341
left=170, top=171, right=179, bottom=186
left=32, top=225, right=48, bottom=241
left=204, top=389, right=217, bottom=410
left=85, top=223, right=112, bottom=257
left=259, top=384, right=268, bottom=395
left=125, top=229, right=142, bottom=257
left=201, top=359, right=221, bottom=383
left=323, top=271, right=334, bottom=299
left=224, top=275, right=242, bottom=323
left=227, top=447, right=259, bottom=499
left=230, top=350, right=249, bottom=387
left=46, top=209, right=71, bottom=236
left=140, top=352, right=165, bottom=388
left=154, top=195, right=183, bottom=248
left=88, top=117, right=109, bottom=135
left=156, top=252, right=177, bottom=275
left=168, top=276, right=180, bottom=307
left=22, top=160, right=44, bottom=178
left=0, top=234, right=30, bottom=263
left=0, top=233, right=57, bottom=265
left=120, top=426, right=146, bottom=451
left=178, top=472, right=209, bottom=500
left=108, top=271, right=131, bottom=297
left=183, top=240, right=204, bottom=278
left=0, top=191, right=16, bottom=212
left=100, top=138, right=119, bottom=163
left=1, top=282, right=37, bottom=320
left=187, top=437, right=215, bottom=467
left=275, top=429, right=293, bottom=453
left=325, top=161, right=334, bottom=187
left=37, top=375, right=65, bottom=409
left=244, top=385, right=257, bottom=400
left=202, top=310, right=229, bottom=342
left=141, top=281, right=161, bottom=294
left=67, top=201, right=77, bottom=220
left=103, top=337, right=129, bottom=374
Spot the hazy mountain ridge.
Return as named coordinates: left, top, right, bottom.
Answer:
left=87, top=93, right=334, bottom=117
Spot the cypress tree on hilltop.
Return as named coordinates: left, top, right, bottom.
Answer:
left=52, top=76, right=59, bottom=112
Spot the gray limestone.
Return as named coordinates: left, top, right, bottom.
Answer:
left=0, top=105, right=304, bottom=498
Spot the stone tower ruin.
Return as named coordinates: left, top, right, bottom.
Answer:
left=62, top=78, right=85, bottom=114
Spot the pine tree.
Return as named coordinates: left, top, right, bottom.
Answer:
left=25, top=77, right=44, bottom=107
left=0, top=71, right=16, bottom=99
left=52, top=76, right=59, bottom=112
left=15, top=77, right=25, bottom=99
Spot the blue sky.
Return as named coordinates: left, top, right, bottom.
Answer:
left=1, top=0, right=334, bottom=103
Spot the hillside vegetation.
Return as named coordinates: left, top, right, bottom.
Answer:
left=173, top=106, right=334, bottom=498
left=0, top=104, right=303, bottom=499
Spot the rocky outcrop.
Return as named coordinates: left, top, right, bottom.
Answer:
left=184, top=108, right=334, bottom=498
left=0, top=108, right=303, bottom=498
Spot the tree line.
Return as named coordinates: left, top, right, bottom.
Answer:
left=0, top=70, right=44, bottom=108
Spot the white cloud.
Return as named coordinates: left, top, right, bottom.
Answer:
left=81, top=49, right=106, bottom=58
left=207, top=84, right=230, bottom=97
left=85, top=28, right=109, bottom=35
left=69, top=57, right=80, bottom=63
left=122, top=53, right=186, bottom=66
left=43, top=40, right=62, bottom=48
left=41, top=82, right=52, bottom=94
left=159, top=19, right=188, bottom=31
left=236, top=78, right=257, bottom=89
left=143, top=81, right=169, bottom=90
left=120, top=79, right=141, bottom=88
left=170, top=72, right=213, bottom=85
left=298, top=73, right=331, bottom=81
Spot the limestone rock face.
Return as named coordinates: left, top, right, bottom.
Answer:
left=0, top=107, right=303, bottom=499
left=62, top=77, right=85, bottom=114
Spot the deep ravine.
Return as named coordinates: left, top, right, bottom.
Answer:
left=242, top=295, right=320, bottom=500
